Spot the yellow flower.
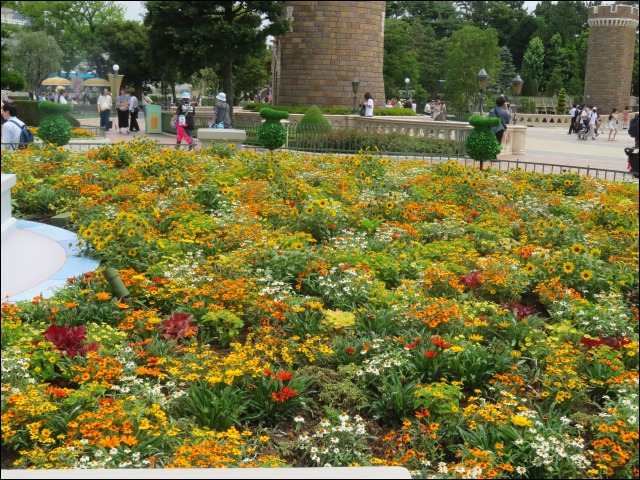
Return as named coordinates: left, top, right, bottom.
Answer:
left=562, top=262, right=575, bottom=274
left=580, top=270, right=593, bottom=281
left=570, top=243, right=584, bottom=254
left=511, top=415, right=532, bottom=427
left=524, top=263, right=535, bottom=274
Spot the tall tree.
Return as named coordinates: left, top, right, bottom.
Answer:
left=8, top=31, right=63, bottom=97
left=506, top=15, right=544, bottom=70
left=496, top=46, right=517, bottom=94
left=444, top=25, right=502, bottom=110
left=400, top=1, right=463, bottom=38
left=521, top=36, right=545, bottom=95
left=533, top=1, right=588, bottom=45
left=144, top=1, right=289, bottom=119
left=383, top=18, right=421, bottom=101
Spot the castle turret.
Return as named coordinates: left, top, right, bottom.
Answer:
left=272, top=1, right=386, bottom=109
left=584, top=4, right=638, bottom=111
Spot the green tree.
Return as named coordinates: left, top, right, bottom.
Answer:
left=145, top=1, right=289, bottom=120
left=413, top=20, right=447, bottom=101
left=496, top=46, right=517, bottom=94
left=233, top=47, right=271, bottom=103
left=190, top=68, right=220, bottom=105
left=444, top=26, right=502, bottom=110
left=1, top=8, right=26, bottom=91
left=506, top=15, right=544, bottom=70
left=393, top=1, right=463, bottom=38
left=8, top=31, right=63, bottom=98
left=533, top=1, right=588, bottom=45
left=521, top=36, right=545, bottom=94
left=556, top=87, right=567, bottom=114
left=15, top=1, right=125, bottom=76
left=383, top=18, right=421, bottom=101
left=94, top=20, right=153, bottom=95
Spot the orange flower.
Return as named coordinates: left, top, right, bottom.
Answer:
left=276, top=371, right=293, bottom=381
left=271, top=386, right=298, bottom=403
left=99, top=435, right=122, bottom=448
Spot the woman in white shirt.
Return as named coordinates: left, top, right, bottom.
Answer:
left=363, top=92, right=374, bottom=117
left=54, top=86, right=68, bottom=104
left=97, top=87, right=113, bottom=133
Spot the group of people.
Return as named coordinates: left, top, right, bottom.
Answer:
left=567, top=104, right=632, bottom=142
left=424, top=99, right=448, bottom=121
left=96, top=87, right=154, bottom=134
left=169, top=90, right=231, bottom=150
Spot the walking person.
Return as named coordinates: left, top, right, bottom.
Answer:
left=622, top=106, right=630, bottom=129
left=128, top=90, right=140, bottom=132
left=97, top=87, right=113, bottom=134
left=211, top=92, right=231, bottom=128
left=171, top=91, right=196, bottom=150
left=607, top=108, right=619, bottom=141
left=432, top=99, right=441, bottom=120
left=116, top=87, right=130, bottom=134
left=568, top=105, right=578, bottom=134
left=588, top=106, right=598, bottom=140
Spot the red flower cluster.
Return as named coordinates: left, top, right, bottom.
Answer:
left=160, top=313, right=199, bottom=340
left=345, top=347, right=356, bottom=355
left=431, top=335, right=450, bottom=349
left=271, top=386, right=298, bottom=403
left=424, top=350, right=437, bottom=358
left=501, top=301, right=537, bottom=320
left=460, top=271, right=482, bottom=289
left=40, top=324, right=99, bottom=357
left=580, top=334, right=631, bottom=350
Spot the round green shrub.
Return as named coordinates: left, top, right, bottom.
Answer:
left=465, top=115, right=502, bottom=162
left=37, top=101, right=73, bottom=146
left=298, top=105, right=330, bottom=128
left=258, top=122, right=288, bottom=151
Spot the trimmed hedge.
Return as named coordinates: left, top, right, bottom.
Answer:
left=11, top=100, right=80, bottom=128
left=242, top=102, right=416, bottom=117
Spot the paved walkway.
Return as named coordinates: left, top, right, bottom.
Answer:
left=80, top=113, right=636, bottom=173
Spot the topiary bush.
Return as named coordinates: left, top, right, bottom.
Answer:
left=465, top=115, right=502, bottom=166
left=37, top=101, right=73, bottom=146
left=298, top=105, right=330, bottom=131
left=11, top=100, right=80, bottom=128
left=258, top=108, right=290, bottom=150
left=556, top=87, right=567, bottom=115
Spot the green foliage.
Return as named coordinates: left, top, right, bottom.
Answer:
left=172, top=380, right=248, bottom=430
left=259, top=107, right=291, bottom=123
left=7, top=31, right=63, bottom=96
left=37, top=114, right=72, bottom=147
left=383, top=18, right=421, bottom=101
left=38, top=101, right=73, bottom=115
left=465, top=115, right=501, bottom=161
left=521, top=37, right=545, bottom=94
left=11, top=100, right=78, bottom=128
left=258, top=122, right=287, bottom=151
left=297, top=105, right=330, bottom=131
left=444, top=26, right=502, bottom=110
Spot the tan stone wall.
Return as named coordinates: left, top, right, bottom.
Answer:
left=584, top=4, right=639, bottom=112
left=273, top=1, right=386, bottom=109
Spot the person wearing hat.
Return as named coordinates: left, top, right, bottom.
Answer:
left=170, top=92, right=196, bottom=150
left=211, top=92, right=231, bottom=129
left=54, top=86, right=68, bottom=104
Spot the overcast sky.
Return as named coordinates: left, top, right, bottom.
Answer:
left=117, top=1, right=619, bottom=22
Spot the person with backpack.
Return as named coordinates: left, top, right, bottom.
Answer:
left=170, top=91, right=196, bottom=150
left=1, top=102, right=34, bottom=150
left=488, top=97, right=511, bottom=146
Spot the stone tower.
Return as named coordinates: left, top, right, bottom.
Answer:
left=584, top=4, right=638, bottom=111
left=271, top=1, right=386, bottom=109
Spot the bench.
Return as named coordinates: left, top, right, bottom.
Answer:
left=197, top=128, right=246, bottom=151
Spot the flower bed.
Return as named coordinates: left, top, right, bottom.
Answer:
left=1, top=141, right=638, bottom=477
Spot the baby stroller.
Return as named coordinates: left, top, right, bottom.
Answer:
left=624, top=147, right=639, bottom=178
left=577, top=118, right=589, bottom=140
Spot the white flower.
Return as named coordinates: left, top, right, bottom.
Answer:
left=294, top=416, right=305, bottom=423
left=516, top=466, right=526, bottom=475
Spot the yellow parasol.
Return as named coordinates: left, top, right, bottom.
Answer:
left=41, top=76, right=72, bottom=86
left=81, top=77, right=111, bottom=87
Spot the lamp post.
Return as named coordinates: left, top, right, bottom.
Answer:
left=512, top=74, right=523, bottom=125
left=108, top=64, right=123, bottom=102
left=477, top=68, right=488, bottom=114
left=398, top=77, right=414, bottom=105
left=351, top=78, right=360, bottom=114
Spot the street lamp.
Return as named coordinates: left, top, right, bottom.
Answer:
left=398, top=77, right=414, bottom=105
left=351, top=78, right=360, bottom=114
left=477, top=68, right=488, bottom=114
left=512, top=74, right=523, bottom=125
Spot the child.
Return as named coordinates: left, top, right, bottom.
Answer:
left=577, top=110, right=589, bottom=141
left=175, top=114, right=194, bottom=150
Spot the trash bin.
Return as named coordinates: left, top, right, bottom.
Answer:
left=145, top=104, right=162, bottom=134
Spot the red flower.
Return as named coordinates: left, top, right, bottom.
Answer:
left=431, top=336, right=450, bottom=349
left=415, top=408, right=431, bottom=419
left=263, top=368, right=275, bottom=377
left=404, top=343, right=418, bottom=350
left=276, top=371, right=293, bottom=381
left=345, top=347, right=355, bottom=355
left=461, top=271, right=482, bottom=289
left=271, top=386, right=298, bottom=403
left=160, top=313, right=199, bottom=341
left=424, top=350, right=438, bottom=358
